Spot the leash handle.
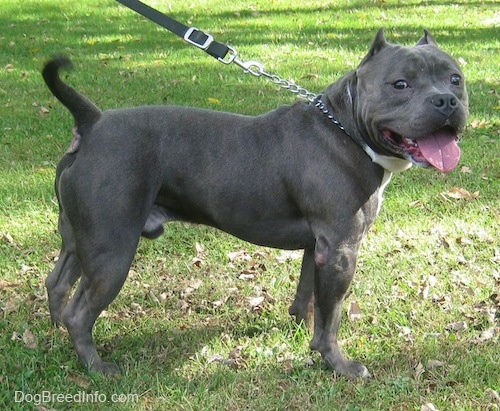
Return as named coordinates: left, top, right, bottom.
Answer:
left=116, top=0, right=317, bottom=101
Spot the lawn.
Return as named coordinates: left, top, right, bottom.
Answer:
left=0, top=0, right=499, bottom=410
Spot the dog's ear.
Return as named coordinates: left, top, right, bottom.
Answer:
left=416, top=29, right=438, bottom=46
left=360, top=28, right=389, bottom=65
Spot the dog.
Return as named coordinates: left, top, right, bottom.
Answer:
left=42, top=29, right=468, bottom=377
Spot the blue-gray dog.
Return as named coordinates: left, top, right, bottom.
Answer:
left=42, top=29, right=468, bottom=377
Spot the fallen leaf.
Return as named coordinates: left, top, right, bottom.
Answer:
left=427, top=359, right=445, bottom=370
left=0, top=280, right=19, bottom=290
left=441, top=187, right=479, bottom=200
left=470, top=119, right=488, bottom=129
left=22, top=328, right=38, bottom=350
left=207, top=97, right=221, bottom=104
left=194, top=242, right=205, bottom=256
left=413, top=362, right=425, bottom=380
left=3, top=298, right=19, bottom=313
left=67, top=373, right=91, bottom=389
left=282, top=359, right=294, bottom=372
left=276, top=250, right=302, bottom=263
left=3, top=232, right=18, bottom=247
left=347, top=301, right=363, bottom=321
left=247, top=296, right=264, bottom=308
left=472, top=326, right=495, bottom=344
left=397, top=325, right=412, bottom=337
left=182, top=279, right=203, bottom=297
left=421, top=403, right=440, bottom=411
left=228, top=250, right=251, bottom=262
left=445, top=321, right=468, bottom=332
left=207, top=353, right=224, bottom=364
left=485, top=388, right=500, bottom=403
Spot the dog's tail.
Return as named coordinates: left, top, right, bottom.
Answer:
left=42, top=57, right=101, bottom=135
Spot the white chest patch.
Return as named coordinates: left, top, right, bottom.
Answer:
left=377, top=170, right=393, bottom=215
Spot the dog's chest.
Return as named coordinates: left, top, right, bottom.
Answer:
left=376, top=170, right=393, bottom=216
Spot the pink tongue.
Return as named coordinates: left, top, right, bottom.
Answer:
left=417, top=130, right=461, bottom=173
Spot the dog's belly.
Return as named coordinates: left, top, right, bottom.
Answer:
left=155, top=198, right=314, bottom=250
left=213, top=217, right=314, bottom=250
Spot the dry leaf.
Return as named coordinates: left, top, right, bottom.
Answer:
left=276, top=250, right=302, bottom=263
left=228, top=250, right=251, bottom=262
left=413, top=362, right=425, bottom=379
left=207, top=353, right=224, bottom=364
left=442, top=187, right=479, bottom=200
left=67, top=373, right=91, bottom=389
left=473, top=326, right=495, bottom=344
left=191, top=257, right=203, bottom=267
left=194, top=242, right=205, bottom=256
left=3, top=298, right=19, bottom=314
left=446, top=321, right=468, bottom=332
left=22, top=328, right=38, bottom=350
left=247, top=296, right=264, bottom=308
left=347, top=301, right=363, bottom=321
left=421, top=403, right=440, bottom=411
left=183, top=279, right=203, bottom=297
left=0, top=280, right=18, bottom=290
left=3, top=232, right=18, bottom=247
left=485, top=388, right=500, bottom=403
left=427, top=359, right=445, bottom=370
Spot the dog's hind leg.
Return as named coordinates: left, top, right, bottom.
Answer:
left=45, top=212, right=81, bottom=325
left=60, top=231, right=140, bottom=375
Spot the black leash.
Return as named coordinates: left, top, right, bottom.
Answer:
left=115, top=0, right=234, bottom=63
left=115, top=0, right=321, bottom=103
left=114, top=1, right=363, bottom=156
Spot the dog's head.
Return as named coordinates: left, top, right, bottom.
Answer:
left=333, top=29, right=469, bottom=173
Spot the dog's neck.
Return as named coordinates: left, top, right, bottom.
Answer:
left=312, top=96, right=412, bottom=173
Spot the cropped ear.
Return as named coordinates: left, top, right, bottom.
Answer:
left=416, top=29, right=438, bottom=46
left=359, top=28, right=389, bottom=65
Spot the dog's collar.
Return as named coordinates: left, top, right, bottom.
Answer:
left=312, top=96, right=411, bottom=173
left=313, top=96, right=350, bottom=137
left=312, top=96, right=372, bottom=156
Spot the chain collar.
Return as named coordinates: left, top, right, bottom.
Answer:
left=312, top=96, right=350, bottom=137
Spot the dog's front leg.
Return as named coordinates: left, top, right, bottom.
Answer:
left=309, top=235, right=371, bottom=379
left=289, top=248, right=315, bottom=328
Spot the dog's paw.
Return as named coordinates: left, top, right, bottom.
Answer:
left=319, top=350, right=372, bottom=379
left=88, top=360, right=121, bottom=376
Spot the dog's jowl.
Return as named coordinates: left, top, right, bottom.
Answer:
left=42, top=29, right=468, bottom=377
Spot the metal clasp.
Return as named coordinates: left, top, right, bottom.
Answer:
left=232, top=57, right=266, bottom=77
left=183, top=27, right=214, bottom=50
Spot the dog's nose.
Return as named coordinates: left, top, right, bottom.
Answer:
left=431, top=93, right=457, bottom=117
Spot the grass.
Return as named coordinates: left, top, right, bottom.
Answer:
left=1, top=0, right=499, bottom=409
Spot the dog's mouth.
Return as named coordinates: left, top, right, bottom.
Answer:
left=380, top=126, right=461, bottom=173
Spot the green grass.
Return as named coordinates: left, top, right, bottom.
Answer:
left=1, top=0, right=499, bottom=409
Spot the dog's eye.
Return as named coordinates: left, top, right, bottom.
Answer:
left=393, top=80, right=409, bottom=90
left=450, top=74, right=461, bottom=86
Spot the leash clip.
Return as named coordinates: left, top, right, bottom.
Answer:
left=183, top=27, right=214, bottom=50
left=233, top=58, right=266, bottom=77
